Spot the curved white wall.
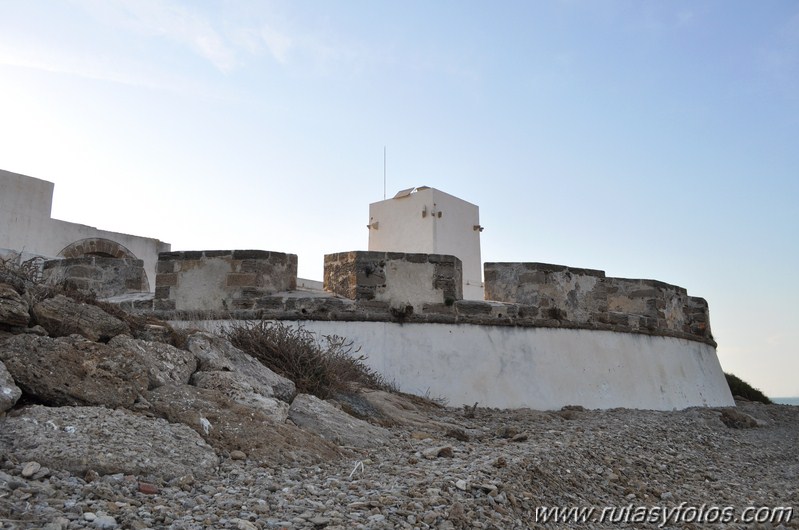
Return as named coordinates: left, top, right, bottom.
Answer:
left=186, top=319, right=734, bottom=411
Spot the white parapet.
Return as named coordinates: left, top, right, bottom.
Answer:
left=179, top=319, right=734, bottom=411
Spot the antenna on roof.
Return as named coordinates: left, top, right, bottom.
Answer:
left=383, top=145, right=386, bottom=200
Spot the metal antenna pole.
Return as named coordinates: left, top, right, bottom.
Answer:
left=383, top=145, right=386, bottom=200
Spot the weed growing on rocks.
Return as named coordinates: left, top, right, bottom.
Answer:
left=0, top=251, right=186, bottom=347
left=725, top=372, right=772, bottom=404
left=0, top=252, right=43, bottom=293
left=224, top=320, right=395, bottom=399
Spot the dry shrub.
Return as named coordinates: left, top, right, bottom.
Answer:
left=0, top=252, right=43, bottom=293
left=224, top=320, right=395, bottom=399
left=1, top=251, right=185, bottom=347
left=725, top=372, right=772, bottom=404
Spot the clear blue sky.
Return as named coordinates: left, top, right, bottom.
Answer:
left=1, top=1, right=797, bottom=396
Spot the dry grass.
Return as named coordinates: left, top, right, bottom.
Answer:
left=0, top=252, right=42, bottom=293
left=0, top=252, right=186, bottom=348
left=224, top=320, right=396, bottom=399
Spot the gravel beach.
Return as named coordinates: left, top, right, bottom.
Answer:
left=2, top=400, right=796, bottom=530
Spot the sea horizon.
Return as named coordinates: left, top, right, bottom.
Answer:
left=772, top=397, right=799, bottom=406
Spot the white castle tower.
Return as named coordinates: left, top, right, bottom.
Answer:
left=367, top=186, right=484, bottom=300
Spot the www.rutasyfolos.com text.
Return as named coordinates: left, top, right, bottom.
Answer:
left=535, top=503, right=794, bottom=526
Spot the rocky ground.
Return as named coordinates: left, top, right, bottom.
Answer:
left=1, top=399, right=797, bottom=530
left=1, top=281, right=797, bottom=529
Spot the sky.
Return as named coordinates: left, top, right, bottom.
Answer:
left=1, top=1, right=797, bottom=397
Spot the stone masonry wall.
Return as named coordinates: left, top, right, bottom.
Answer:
left=484, top=262, right=712, bottom=341
left=684, top=296, right=712, bottom=338
left=42, top=257, right=148, bottom=298
left=324, top=251, right=462, bottom=314
left=154, top=250, right=297, bottom=312
left=606, top=278, right=686, bottom=333
left=112, top=251, right=713, bottom=346
left=484, top=262, right=607, bottom=323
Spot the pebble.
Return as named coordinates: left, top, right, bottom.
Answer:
left=21, top=461, right=41, bottom=478
left=232, top=518, right=257, bottom=530
left=93, top=515, right=118, bottom=529
left=138, top=482, right=159, bottom=495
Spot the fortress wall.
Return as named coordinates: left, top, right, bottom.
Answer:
left=484, top=262, right=607, bottom=323
left=180, top=318, right=734, bottom=411
left=41, top=257, right=147, bottom=298
left=114, top=248, right=730, bottom=411
left=128, top=250, right=714, bottom=345
left=485, top=262, right=713, bottom=342
left=154, top=250, right=297, bottom=312
left=606, top=277, right=687, bottom=333
left=685, top=296, right=712, bottom=338
left=323, top=251, right=462, bottom=313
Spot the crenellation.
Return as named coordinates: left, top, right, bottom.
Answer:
left=324, top=251, right=463, bottom=312
left=154, top=249, right=298, bottom=312
left=484, top=262, right=609, bottom=325
left=101, top=249, right=716, bottom=345
left=484, top=262, right=712, bottom=343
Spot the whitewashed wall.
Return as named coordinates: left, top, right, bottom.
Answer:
left=179, top=319, right=734, bottom=411
left=368, top=187, right=484, bottom=300
left=1, top=169, right=168, bottom=290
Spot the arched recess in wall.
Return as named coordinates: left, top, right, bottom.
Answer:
left=57, top=237, right=150, bottom=291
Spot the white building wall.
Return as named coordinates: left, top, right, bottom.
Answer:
left=184, top=319, right=734, bottom=411
left=0, top=169, right=168, bottom=291
left=368, top=187, right=484, bottom=299
left=0, top=170, right=54, bottom=220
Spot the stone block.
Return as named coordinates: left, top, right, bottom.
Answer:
left=204, top=250, right=233, bottom=258
left=156, top=273, right=178, bottom=287
left=232, top=250, right=271, bottom=260
left=324, top=251, right=463, bottom=311
left=454, top=300, right=492, bottom=315
left=484, top=262, right=606, bottom=324
left=153, top=249, right=297, bottom=312
left=231, top=299, right=255, bottom=310
left=254, top=297, right=284, bottom=310
left=154, top=286, right=171, bottom=300
left=226, top=273, right=258, bottom=287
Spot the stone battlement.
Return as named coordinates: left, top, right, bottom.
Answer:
left=484, top=262, right=712, bottom=341
left=324, top=251, right=462, bottom=312
left=112, top=249, right=714, bottom=346
left=154, top=250, right=297, bottom=312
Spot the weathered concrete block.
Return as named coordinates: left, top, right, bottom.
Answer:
left=484, top=262, right=606, bottom=324
left=324, top=251, right=463, bottom=312
left=154, top=250, right=297, bottom=312
left=607, top=278, right=688, bottom=333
